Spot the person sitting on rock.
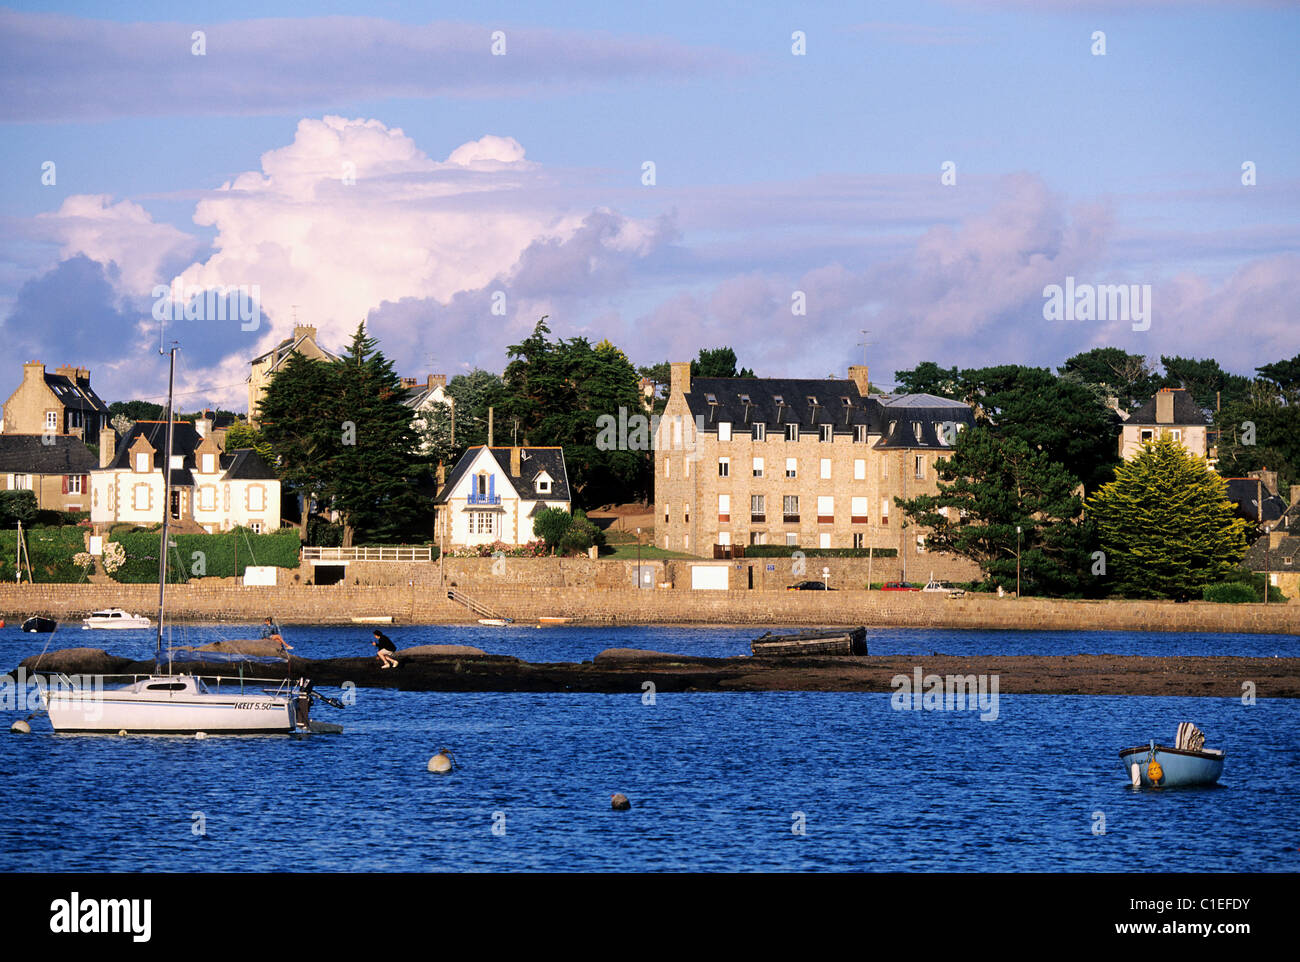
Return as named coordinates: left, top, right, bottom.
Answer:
left=261, top=616, right=292, bottom=657
left=372, top=629, right=399, bottom=669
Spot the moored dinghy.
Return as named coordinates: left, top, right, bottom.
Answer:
left=1119, top=723, right=1225, bottom=787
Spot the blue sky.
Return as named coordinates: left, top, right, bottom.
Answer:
left=1, top=0, right=1297, bottom=409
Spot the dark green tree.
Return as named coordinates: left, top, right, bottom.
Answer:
left=691, top=347, right=754, bottom=379
left=1087, top=437, right=1248, bottom=598
left=1059, top=347, right=1158, bottom=409
left=1158, top=355, right=1250, bottom=411
left=108, top=400, right=165, bottom=422
left=892, top=361, right=962, bottom=399
left=896, top=427, right=1093, bottom=595
left=532, top=506, right=572, bottom=554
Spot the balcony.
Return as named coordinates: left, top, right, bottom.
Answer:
left=467, top=491, right=502, bottom=506
left=713, top=544, right=746, bottom=559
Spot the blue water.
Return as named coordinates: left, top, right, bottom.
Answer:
left=2, top=626, right=1297, bottom=872
left=5, top=621, right=1299, bottom=663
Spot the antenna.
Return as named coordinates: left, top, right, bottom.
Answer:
left=858, top=329, right=872, bottom=367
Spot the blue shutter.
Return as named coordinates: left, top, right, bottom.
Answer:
left=488, top=473, right=495, bottom=501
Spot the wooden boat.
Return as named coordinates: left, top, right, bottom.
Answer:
left=351, top=616, right=393, bottom=624
left=21, top=616, right=58, bottom=633
left=537, top=616, right=569, bottom=626
left=751, top=627, right=868, bottom=657
left=1119, top=727, right=1225, bottom=787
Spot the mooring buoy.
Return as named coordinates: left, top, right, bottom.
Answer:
left=195, top=732, right=208, bottom=740
left=118, top=729, right=128, bottom=736
left=10, top=719, right=31, bottom=734
left=611, top=793, right=631, bottom=811
left=427, top=750, right=454, bottom=773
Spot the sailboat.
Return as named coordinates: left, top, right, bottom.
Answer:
left=40, top=346, right=333, bottom=735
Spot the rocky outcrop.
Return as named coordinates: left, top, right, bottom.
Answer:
left=20, top=648, right=133, bottom=673
left=398, top=644, right=487, bottom=657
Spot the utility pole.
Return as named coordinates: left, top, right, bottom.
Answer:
left=1016, top=525, right=1022, bottom=598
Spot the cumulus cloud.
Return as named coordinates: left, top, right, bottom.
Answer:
left=0, top=10, right=742, bottom=122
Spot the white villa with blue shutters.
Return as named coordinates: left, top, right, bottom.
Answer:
left=433, top=445, right=571, bottom=548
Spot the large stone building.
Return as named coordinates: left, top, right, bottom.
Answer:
left=654, top=362, right=980, bottom=580
left=246, top=324, right=341, bottom=422
left=434, top=445, right=571, bottom=549
left=1117, top=387, right=1213, bottom=462
left=2, top=361, right=110, bottom=440
left=90, top=417, right=280, bottom=534
left=0, top=435, right=99, bottom=512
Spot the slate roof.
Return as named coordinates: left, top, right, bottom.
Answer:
left=435, top=446, right=571, bottom=504
left=249, top=331, right=342, bottom=367
left=1242, top=533, right=1300, bottom=572
left=1128, top=389, right=1207, bottom=426
left=99, top=421, right=276, bottom=484
left=1225, top=479, right=1288, bottom=525
left=680, top=377, right=975, bottom=449
left=0, top=435, right=98, bottom=475
left=42, top=373, right=109, bottom=415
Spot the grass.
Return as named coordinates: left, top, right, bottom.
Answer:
left=600, top=543, right=697, bottom=560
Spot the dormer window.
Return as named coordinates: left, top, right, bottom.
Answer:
left=913, top=423, right=922, bottom=443
left=135, top=453, right=149, bottom=473
left=718, top=421, right=732, bottom=441
left=536, top=478, right=551, bottom=494
left=705, top=393, right=718, bottom=405
left=738, top=393, right=751, bottom=404
left=201, top=453, right=215, bottom=474
left=170, top=455, right=184, bottom=469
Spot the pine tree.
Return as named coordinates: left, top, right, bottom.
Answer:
left=1086, top=437, right=1249, bottom=598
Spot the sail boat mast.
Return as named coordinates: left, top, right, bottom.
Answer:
left=155, top=345, right=178, bottom=672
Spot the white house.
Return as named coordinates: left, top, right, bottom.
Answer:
left=402, top=374, right=454, bottom=456
left=90, top=419, right=281, bottom=534
left=433, top=445, right=570, bottom=548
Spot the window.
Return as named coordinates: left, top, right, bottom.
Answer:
left=684, top=535, right=690, bottom=550
left=881, top=500, right=890, bottom=524
left=248, top=486, right=265, bottom=511
left=718, top=421, right=732, bottom=441
left=820, top=424, right=833, bottom=443
left=855, top=425, right=868, bottom=443
left=913, top=422, right=923, bottom=443
left=853, top=533, right=865, bottom=549
left=45, top=411, right=57, bottom=431
left=476, top=474, right=489, bottom=496
left=201, top=453, right=215, bottom=474
left=685, top=502, right=690, bottom=522
left=854, top=459, right=866, bottom=480
left=819, top=533, right=831, bottom=548
left=664, top=458, right=670, bottom=479
left=718, top=530, right=731, bottom=546
left=820, top=458, right=831, bottom=479
left=785, top=423, right=799, bottom=442
left=817, top=496, right=834, bottom=523
left=170, top=455, right=184, bottom=470
left=536, top=478, right=551, bottom=494
left=851, top=496, right=868, bottom=523
left=471, top=511, right=496, bottom=536
left=250, top=521, right=264, bottom=534
left=749, top=531, right=767, bottom=546
left=69, top=410, right=82, bottom=428
left=133, top=484, right=151, bottom=511
left=752, top=457, right=764, bottom=478
left=914, top=455, right=925, bottom=479
left=135, top=452, right=149, bottom=473
left=1171, top=429, right=1182, bottom=442
left=1140, top=429, right=1154, bottom=442
left=785, top=458, right=797, bottom=478
left=882, top=457, right=888, bottom=479
left=199, top=486, right=216, bottom=511
left=67, top=475, right=82, bottom=494
left=718, top=457, right=730, bottom=477
left=665, top=507, right=669, bottom=523
left=783, top=495, right=799, bottom=522
left=785, top=532, right=798, bottom=546
left=751, top=494, right=765, bottom=522
left=11, top=474, right=32, bottom=490
left=718, top=494, right=730, bottom=522
left=753, top=423, right=766, bottom=441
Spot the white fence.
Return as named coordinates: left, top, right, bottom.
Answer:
left=301, top=546, right=433, bottom=562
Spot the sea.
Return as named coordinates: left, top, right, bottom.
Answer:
left=2, top=623, right=1297, bottom=872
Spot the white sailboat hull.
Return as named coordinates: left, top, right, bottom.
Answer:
left=43, top=682, right=298, bottom=734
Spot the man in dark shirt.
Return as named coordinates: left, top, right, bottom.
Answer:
left=261, top=616, right=292, bottom=657
left=372, top=629, right=399, bottom=669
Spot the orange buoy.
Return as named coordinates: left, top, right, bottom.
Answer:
left=1147, top=758, right=1164, bottom=784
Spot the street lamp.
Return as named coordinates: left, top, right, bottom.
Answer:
left=636, top=526, right=642, bottom=588
left=1016, top=525, right=1022, bottom=598
left=822, top=565, right=830, bottom=590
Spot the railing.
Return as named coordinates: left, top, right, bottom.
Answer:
left=713, top=544, right=746, bottom=559
left=467, top=492, right=502, bottom=505
left=302, top=546, right=433, bottom=562
left=446, top=588, right=507, bottom=621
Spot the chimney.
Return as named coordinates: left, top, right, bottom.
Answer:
left=428, top=374, right=446, bottom=390
left=848, top=365, right=870, bottom=396
left=1290, top=485, right=1299, bottom=507
left=55, top=364, right=77, bottom=380
left=669, top=361, right=691, bottom=397
left=24, top=360, right=45, bottom=379
left=1248, top=468, right=1279, bottom=497
left=98, top=426, right=116, bottom=468
left=487, top=406, right=494, bottom=448
left=400, top=377, right=417, bottom=388
left=511, top=446, right=521, bottom=476
left=75, top=367, right=90, bottom=386
left=1155, top=388, right=1175, bottom=424
left=195, top=417, right=212, bottom=438
left=436, top=461, right=446, bottom=487
left=293, top=324, right=317, bottom=343
left=1269, top=530, right=1285, bottom=551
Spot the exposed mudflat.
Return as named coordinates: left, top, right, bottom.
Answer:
left=16, top=648, right=1300, bottom=698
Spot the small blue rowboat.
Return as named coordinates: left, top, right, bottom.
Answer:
left=1119, top=741, right=1225, bottom=788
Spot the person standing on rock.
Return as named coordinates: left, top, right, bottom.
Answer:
left=372, top=629, right=399, bottom=669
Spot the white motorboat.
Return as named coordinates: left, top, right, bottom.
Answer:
left=40, top=345, right=337, bottom=736
left=81, top=608, right=152, bottom=630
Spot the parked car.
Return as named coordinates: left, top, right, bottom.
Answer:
left=881, top=582, right=920, bottom=591
left=787, top=580, right=835, bottom=591
left=921, top=579, right=956, bottom=593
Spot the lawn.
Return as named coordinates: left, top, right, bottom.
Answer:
left=601, top=543, right=697, bottom=560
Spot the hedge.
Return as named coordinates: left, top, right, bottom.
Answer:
left=107, top=527, right=302, bottom=583
left=0, top=526, right=88, bottom=583
left=1202, top=579, right=1287, bottom=604
left=744, top=546, right=899, bottom=558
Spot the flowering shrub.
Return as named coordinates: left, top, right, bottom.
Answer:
left=101, top=540, right=126, bottom=574
left=73, top=551, right=94, bottom=571
left=448, top=540, right=547, bottom=559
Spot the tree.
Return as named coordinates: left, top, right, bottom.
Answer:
left=1086, top=437, right=1249, bottom=599
left=108, top=400, right=164, bottom=423
left=691, top=347, right=754, bottom=379
left=1158, top=355, right=1250, bottom=411
left=0, top=490, right=38, bottom=528
left=896, top=427, right=1093, bottom=595
left=443, top=368, right=507, bottom=455
left=223, top=422, right=274, bottom=463
left=893, top=361, right=961, bottom=399
left=1213, top=376, right=1300, bottom=490
left=1256, top=352, right=1300, bottom=392
left=1059, top=347, right=1158, bottom=409
left=533, top=506, right=573, bottom=554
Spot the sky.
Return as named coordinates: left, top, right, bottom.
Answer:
left=1, top=0, right=1297, bottom=411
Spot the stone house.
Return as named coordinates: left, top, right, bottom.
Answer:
left=1241, top=490, right=1300, bottom=601
left=90, top=418, right=280, bottom=534
left=1118, top=387, right=1212, bottom=461
left=654, top=362, right=981, bottom=582
left=247, top=324, right=341, bottom=423
left=2, top=361, right=111, bottom=440
left=434, top=445, right=571, bottom=548
left=0, top=434, right=99, bottom=512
